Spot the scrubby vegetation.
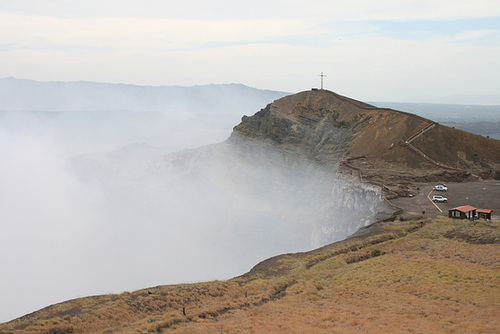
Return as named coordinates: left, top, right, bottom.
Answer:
left=1, top=217, right=498, bottom=333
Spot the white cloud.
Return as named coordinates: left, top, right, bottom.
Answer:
left=0, top=13, right=320, bottom=50
left=447, top=29, right=499, bottom=42
left=0, top=2, right=499, bottom=100
left=2, top=0, right=500, bottom=20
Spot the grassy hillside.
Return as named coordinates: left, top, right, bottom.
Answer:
left=2, top=217, right=498, bottom=333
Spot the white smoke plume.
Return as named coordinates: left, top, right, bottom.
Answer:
left=0, top=83, right=381, bottom=322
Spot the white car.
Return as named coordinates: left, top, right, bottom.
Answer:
left=432, top=195, right=448, bottom=203
left=433, top=185, right=448, bottom=191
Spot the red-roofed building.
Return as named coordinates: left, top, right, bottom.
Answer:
left=449, top=206, right=493, bottom=220
left=477, top=209, right=493, bottom=220
left=449, top=205, right=477, bottom=220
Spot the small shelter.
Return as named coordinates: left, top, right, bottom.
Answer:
left=448, top=205, right=477, bottom=220
left=477, top=208, right=493, bottom=220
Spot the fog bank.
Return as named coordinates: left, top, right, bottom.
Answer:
left=0, top=84, right=383, bottom=322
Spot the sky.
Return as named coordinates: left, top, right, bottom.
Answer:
left=0, top=0, right=500, bottom=102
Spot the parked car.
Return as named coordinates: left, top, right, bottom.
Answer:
left=432, top=195, right=448, bottom=203
left=433, top=184, right=448, bottom=191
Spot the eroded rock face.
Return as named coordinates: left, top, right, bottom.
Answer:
left=231, top=100, right=353, bottom=166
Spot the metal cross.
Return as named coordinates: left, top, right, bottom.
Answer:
left=318, top=72, right=327, bottom=90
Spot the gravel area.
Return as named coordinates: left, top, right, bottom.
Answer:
left=389, top=180, right=500, bottom=219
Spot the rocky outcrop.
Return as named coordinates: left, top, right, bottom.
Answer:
left=230, top=90, right=363, bottom=166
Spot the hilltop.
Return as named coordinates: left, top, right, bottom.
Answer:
left=231, top=89, right=500, bottom=195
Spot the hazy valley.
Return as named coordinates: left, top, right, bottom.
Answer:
left=1, top=78, right=499, bottom=331
left=0, top=79, right=379, bottom=322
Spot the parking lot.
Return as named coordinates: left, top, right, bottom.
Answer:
left=389, top=180, right=500, bottom=219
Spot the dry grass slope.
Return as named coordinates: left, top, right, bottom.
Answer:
left=1, top=217, right=498, bottom=334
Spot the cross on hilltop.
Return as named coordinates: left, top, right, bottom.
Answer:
left=318, top=72, right=326, bottom=90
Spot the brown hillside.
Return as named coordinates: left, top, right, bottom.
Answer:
left=412, top=124, right=500, bottom=170
left=233, top=89, right=500, bottom=194
left=234, top=89, right=500, bottom=168
left=231, top=90, right=432, bottom=167
left=1, top=218, right=498, bottom=333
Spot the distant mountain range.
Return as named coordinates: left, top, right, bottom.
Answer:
left=370, top=101, right=500, bottom=122
left=0, top=77, right=289, bottom=155
left=421, top=94, right=500, bottom=105
left=0, top=77, right=288, bottom=113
